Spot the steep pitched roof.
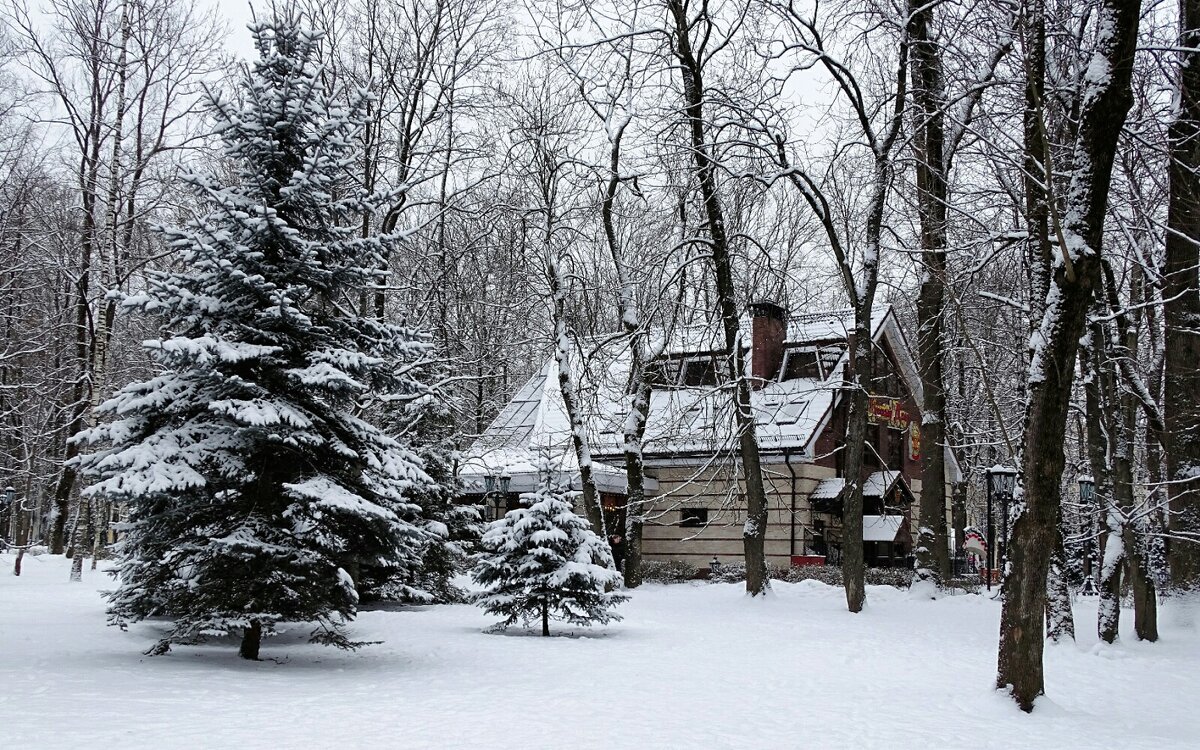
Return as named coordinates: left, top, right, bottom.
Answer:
left=468, top=302, right=902, bottom=468
left=462, top=303, right=961, bottom=483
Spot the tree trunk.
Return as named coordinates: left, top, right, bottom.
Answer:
left=240, top=619, right=262, bottom=660
left=1165, top=0, right=1200, bottom=607
left=667, top=0, right=770, bottom=595
left=1045, top=531, right=1075, bottom=642
left=541, top=601, right=550, bottom=637
left=1130, top=536, right=1159, bottom=641
left=622, top=378, right=652, bottom=587
left=997, top=0, right=1141, bottom=711
left=907, top=0, right=951, bottom=591
left=952, top=480, right=968, bottom=572
left=1082, top=320, right=1121, bottom=642
left=594, top=103, right=652, bottom=588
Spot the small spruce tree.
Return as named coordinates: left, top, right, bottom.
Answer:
left=472, top=458, right=626, bottom=636
left=75, top=18, right=435, bottom=659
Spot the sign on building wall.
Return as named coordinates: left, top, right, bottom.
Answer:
left=868, top=396, right=911, bottom=430
left=869, top=395, right=921, bottom=461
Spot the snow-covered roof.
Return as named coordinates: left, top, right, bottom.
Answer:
left=863, top=470, right=901, bottom=499
left=590, top=307, right=896, bottom=458
left=459, top=363, right=657, bottom=495
left=810, top=477, right=846, bottom=501
left=463, top=303, right=962, bottom=485
left=862, top=515, right=906, bottom=543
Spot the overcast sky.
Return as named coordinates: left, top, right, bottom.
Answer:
left=208, top=0, right=258, bottom=59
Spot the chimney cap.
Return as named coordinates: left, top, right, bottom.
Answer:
left=749, top=300, right=787, bottom=321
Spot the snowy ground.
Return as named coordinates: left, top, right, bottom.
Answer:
left=2, top=554, right=1196, bottom=749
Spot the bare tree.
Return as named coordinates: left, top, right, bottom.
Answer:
left=1165, top=0, right=1200, bottom=608
left=997, top=0, right=1142, bottom=711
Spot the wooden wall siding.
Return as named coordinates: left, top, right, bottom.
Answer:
left=640, top=463, right=838, bottom=566
left=635, top=462, right=953, bottom=567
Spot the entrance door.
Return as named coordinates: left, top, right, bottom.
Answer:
left=600, top=492, right=628, bottom=568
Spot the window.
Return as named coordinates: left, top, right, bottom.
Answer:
left=680, top=357, right=718, bottom=386
left=888, top=427, right=904, bottom=469
left=864, top=424, right=883, bottom=469
left=652, top=358, right=682, bottom=386
left=680, top=508, right=709, bottom=527
left=782, top=349, right=821, bottom=380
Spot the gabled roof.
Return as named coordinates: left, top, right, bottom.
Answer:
left=462, top=303, right=961, bottom=483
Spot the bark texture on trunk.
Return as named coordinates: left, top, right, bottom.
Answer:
left=1045, top=530, right=1075, bottom=643
left=541, top=601, right=550, bottom=637
left=907, top=0, right=951, bottom=589
left=997, top=0, right=1141, bottom=711
left=622, top=376, right=653, bottom=587
left=1165, top=0, right=1200, bottom=601
left=1082, top=323, right=1120, bottom=642
left=842, top=349, right=871, bottom=612
left=667, top=0, right=770, bottom=595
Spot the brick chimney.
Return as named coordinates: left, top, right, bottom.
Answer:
left=749, top=301, right=787, bottom=387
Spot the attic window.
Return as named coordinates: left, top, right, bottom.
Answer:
left=781, top=344, right=846, bottom=382
left=680, top=357, right=718, bottom=387
left=648, top=358, right=682, bottom=387
left=782, top=349, right=821, bottom=380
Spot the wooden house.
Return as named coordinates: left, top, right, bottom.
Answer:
left=459, top=303, right=961, bottom=571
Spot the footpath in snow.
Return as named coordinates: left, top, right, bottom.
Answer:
left=1, top=553, right=1197, bottom=749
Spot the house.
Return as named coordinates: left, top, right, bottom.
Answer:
left=458, top=303, right=961, bottom=571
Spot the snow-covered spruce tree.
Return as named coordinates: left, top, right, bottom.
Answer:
left=362, top=391, right=481, bottom=604
left=74, top=19, right=436, bottom=660
left=472, top=459, right=626, bottom=636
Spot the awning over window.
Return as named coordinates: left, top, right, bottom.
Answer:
left=810, top=477, right=846, bottom=501
left=862, top=515, right=905, bottom=543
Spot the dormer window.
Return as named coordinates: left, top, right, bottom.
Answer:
left=680, top=356, right=718, bottom=386
left=780, top=345, right=845, bottom=382
left=782, top=349, right=821, bottom=380
left=648, top=355, right=720, bottom=388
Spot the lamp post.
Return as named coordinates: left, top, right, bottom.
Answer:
left=1078, top=475, right=1097, bottom=595
left=984, top=466, right=1017, bottom=591
left=483, top=473, right=511, bottom=521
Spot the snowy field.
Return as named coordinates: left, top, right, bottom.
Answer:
left=2, top=554, right=1197, bottom=749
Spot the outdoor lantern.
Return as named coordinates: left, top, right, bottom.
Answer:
left=1078, top=475, right=1097, bottom=595
left=710, top=556, right=721, bottom=575
left=3, top=486, right=13, bottom=509
left=499, top=473, right=511, bottom=495
left=1078, top=475, right=1095, bottom=505
left=983, top=465, right=1018, bottom=592
left=484, top=474, right=496, bottom=494
left=986, top=465, right=1018, bottom=500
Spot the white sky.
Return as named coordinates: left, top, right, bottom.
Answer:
left=205, top=0, right=259, bottom=59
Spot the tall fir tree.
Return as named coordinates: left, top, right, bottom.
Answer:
left=75, top=18, right=437, bottom=659
left=472, top=457, right=626, bottom=636
left=362, top=391, right=482, bottom=603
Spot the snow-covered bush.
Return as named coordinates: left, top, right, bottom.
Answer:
left=75, top=17, right=436, bottom=659
left=472, top=464, right=627, bottom=636
left=780, top=566, right=915, bottom=588
left=640, top=560, right=698, bottom=583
